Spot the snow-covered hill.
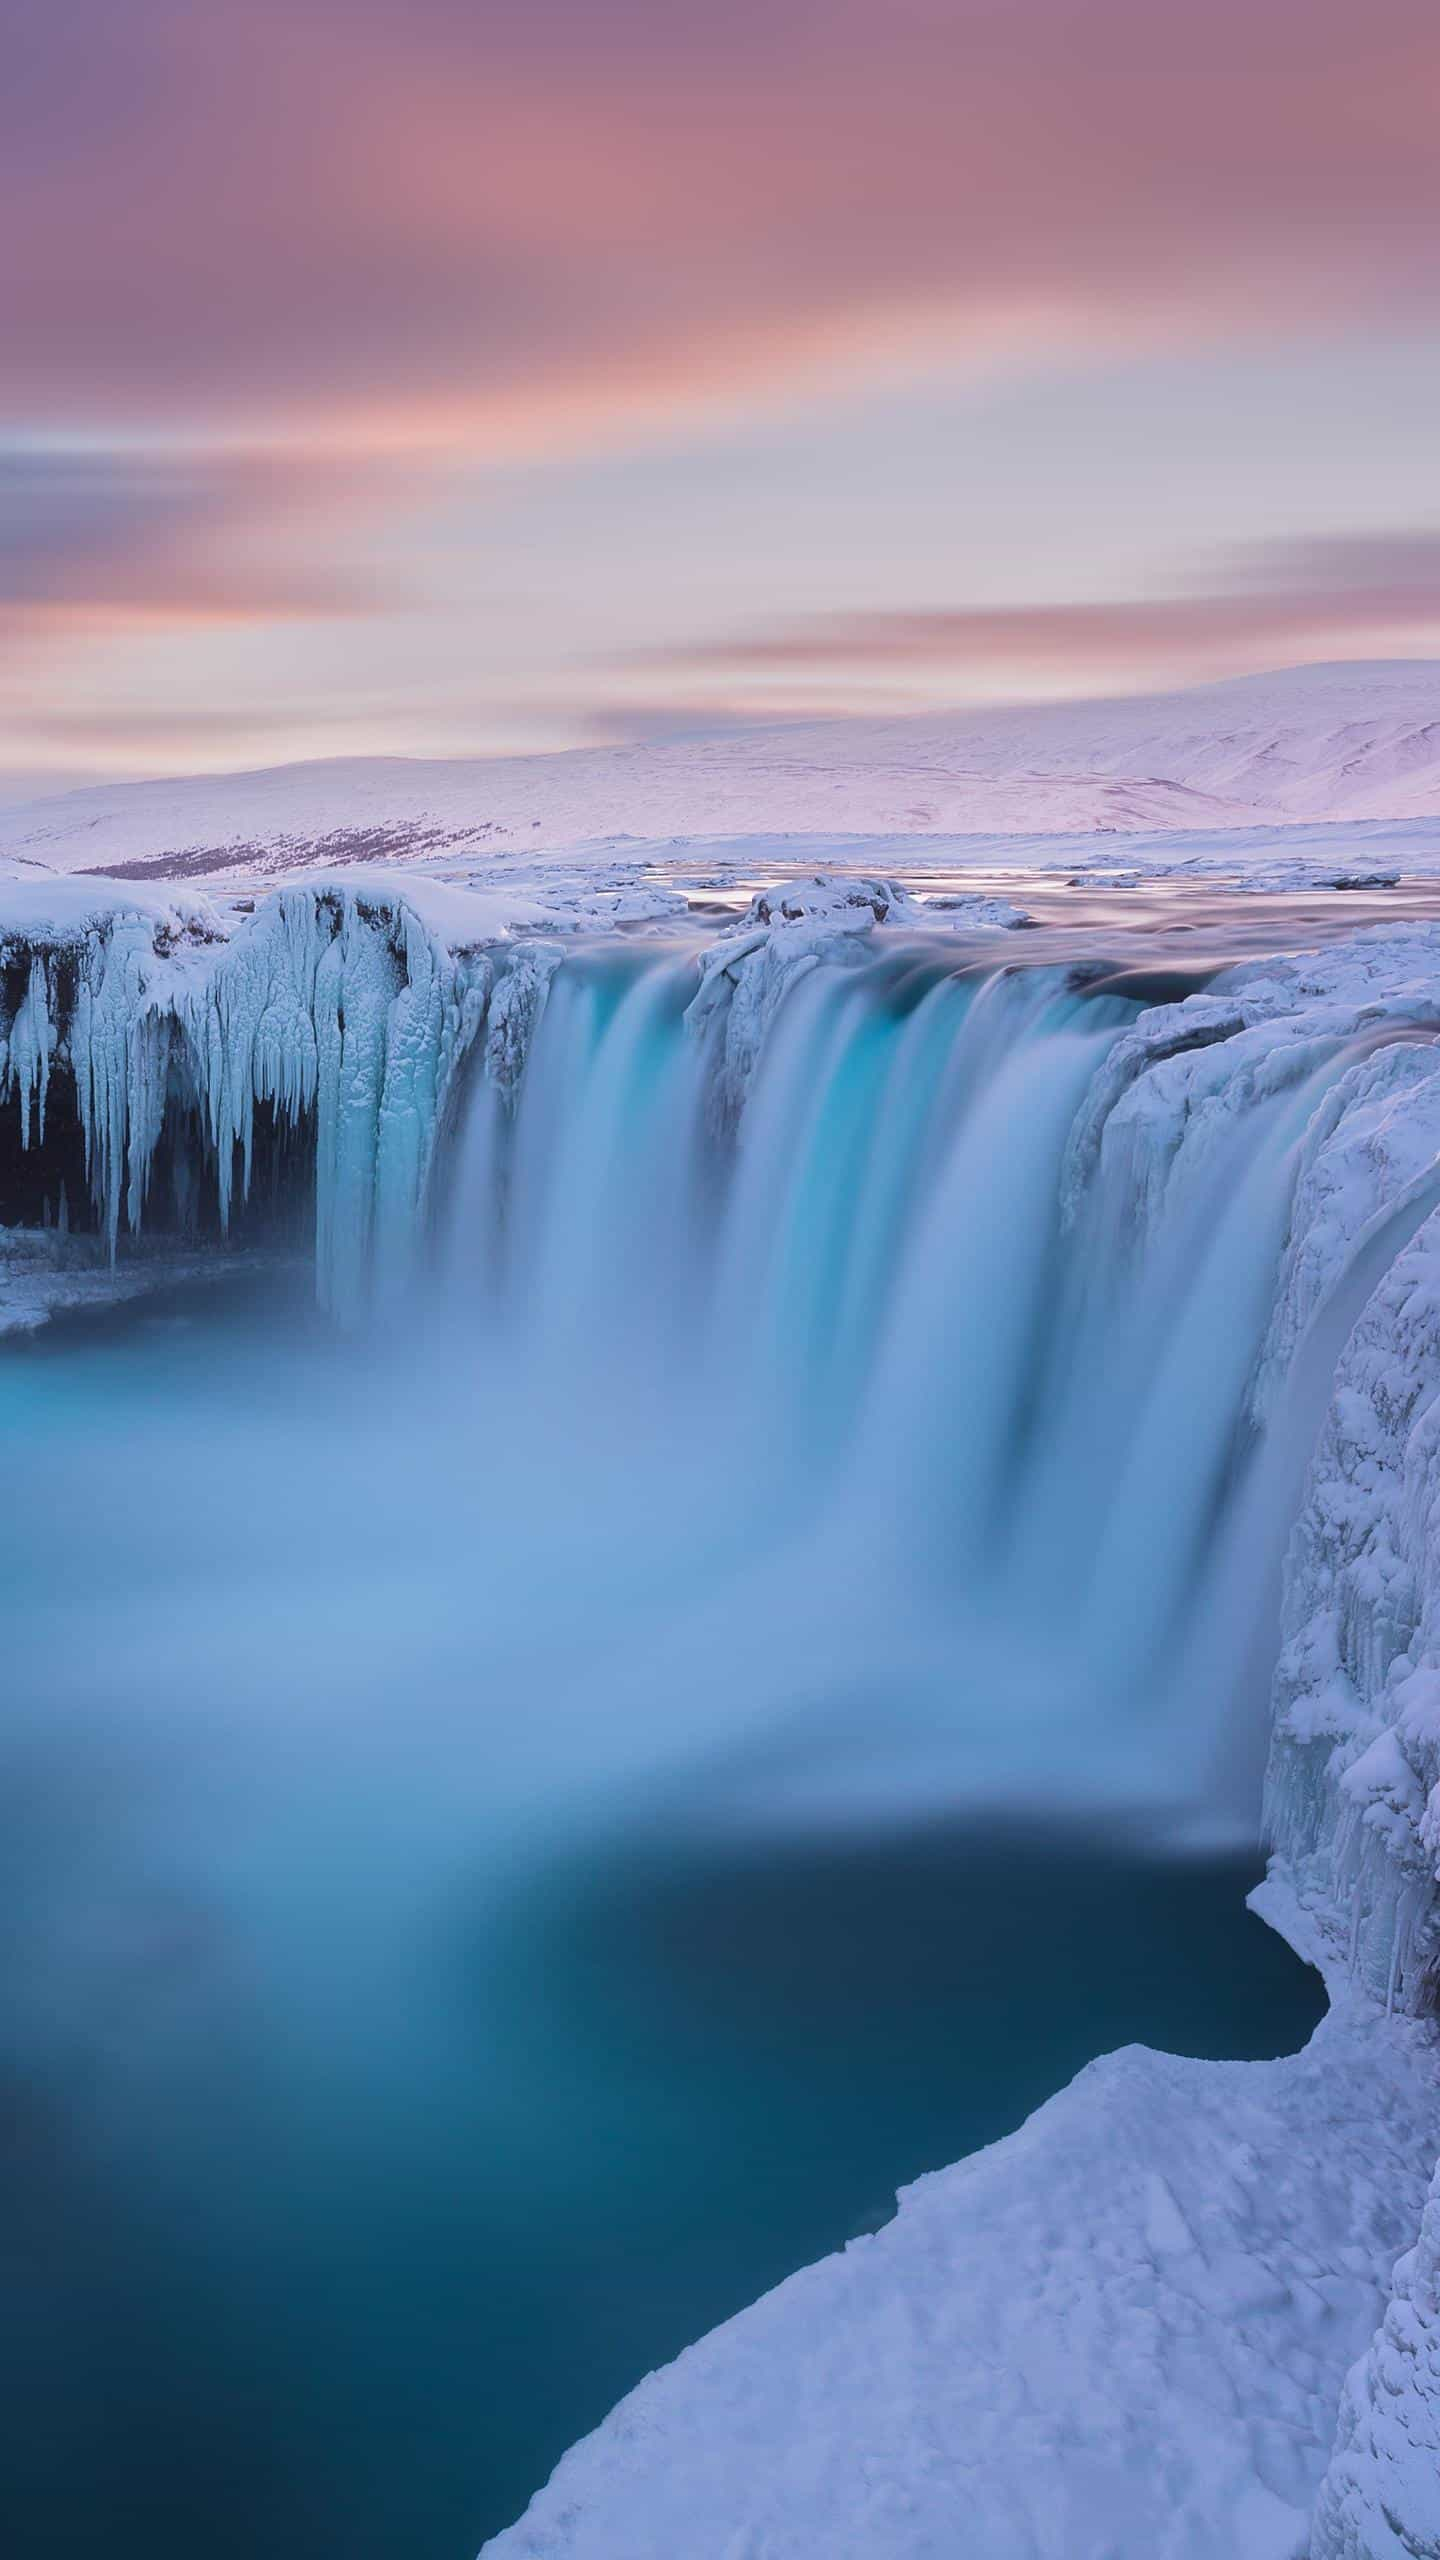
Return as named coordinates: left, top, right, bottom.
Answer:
left=4, top=661, right=1438, bottom=882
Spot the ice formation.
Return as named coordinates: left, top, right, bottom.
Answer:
left=0, top=871, right=554, bottom=1319
left=0, top=866, right=1035, bottom=1313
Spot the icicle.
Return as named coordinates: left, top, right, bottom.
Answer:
left=6, top=956, right=55, bottom=1148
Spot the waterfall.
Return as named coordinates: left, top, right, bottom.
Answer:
left=429, top=932, right=1437, bottom=1852
left=5, top=882, right=1440, bottom=1883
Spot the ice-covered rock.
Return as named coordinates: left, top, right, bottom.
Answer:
left=917, top=890, right=1034, bottom=929
left=1048, top=929, right=1440, bottom=2024
left=1061, top=929, right=1440, bottom=1240
left=483, top=940, right=564, bottom=1100
left=683, top=873, right=1027, bottom=1128
left=0, top=872, right=554, bottom=1318
left=1310, top=2161, right=1440, bottom=2560
left=1263, top=1219, right=1440, bottom=2021
left=683, top=881, right=889, bottom=1128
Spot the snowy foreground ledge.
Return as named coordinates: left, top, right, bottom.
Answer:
left=484, top=1995, right=1438, bottom=2560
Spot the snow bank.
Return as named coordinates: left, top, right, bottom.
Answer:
left=0, top=873, right=226, bottom=951
left=0, top=1225, right=274, bottom=1335
left=481, top=2008, right=1439, bottom=2560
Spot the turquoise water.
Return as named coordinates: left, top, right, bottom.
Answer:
left=0, top=1281, right=1323, bottom=2557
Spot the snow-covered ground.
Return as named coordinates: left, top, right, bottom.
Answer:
left=1, top=661, right=1438, bottom=884
left=482, top=1998, right=1438, bottom=2560
left=0, top=1227, right=288, bottom=1337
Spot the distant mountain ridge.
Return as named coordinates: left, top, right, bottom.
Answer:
left=3, top=660, right=1438, bottom=881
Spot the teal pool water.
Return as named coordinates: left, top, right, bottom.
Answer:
left=0, top=1283, right=1324, bottom=2559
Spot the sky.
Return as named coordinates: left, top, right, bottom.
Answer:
left=3, top=0, right=1439, bottom=800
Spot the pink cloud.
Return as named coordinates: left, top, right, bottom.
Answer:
left=636, top=533, right=1440, bottom=691
left=0, top=447, right=400, bottom=654
left=5, top=0, right=1439, bottom=444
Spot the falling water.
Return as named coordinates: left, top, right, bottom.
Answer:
left=429, top=936, right=1392, bottom=1845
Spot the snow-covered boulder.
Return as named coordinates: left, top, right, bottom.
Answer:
left=684, top=873, right=1028, bottom=1127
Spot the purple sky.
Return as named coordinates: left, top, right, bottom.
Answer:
left=4, top=0, right=1439, bottom=791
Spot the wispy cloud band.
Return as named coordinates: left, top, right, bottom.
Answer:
left=644, top=535, right=1440, bottom=692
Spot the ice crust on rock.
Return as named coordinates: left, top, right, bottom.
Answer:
left=683, top=872, right=1027, bottom=1128
left=1311, top=2161, right=1440, bottom=2560
left=1070, top=926, right=1440, bottom=2558
left=683, top=888, right=882, bottom=1131
left=1263, top=1217, right=1440, bottom=2021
